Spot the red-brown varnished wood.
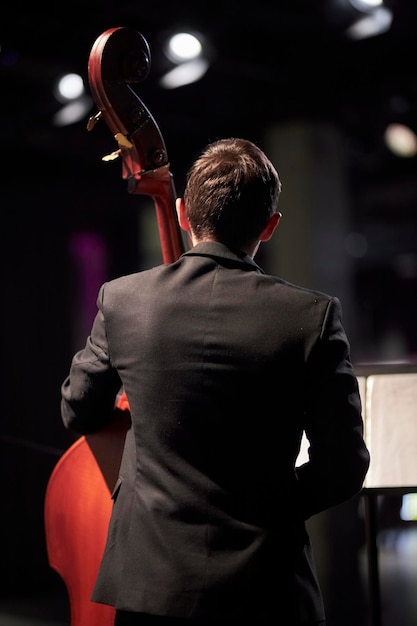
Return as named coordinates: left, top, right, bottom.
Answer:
left=45, top=436, right=116, bottom=626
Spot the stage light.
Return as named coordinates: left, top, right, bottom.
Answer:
left=349, top=0, right=383, bottom=10
left=52, top=95, right=92, bottom=127
left=55, top=72, right=85, bottom=102
left=165, top=32, right=203, bottom=63
left=160, top=30, right=211, bottom=88
left=159, top=58, right=209, bottom=89
left=384, top=123, right=417, bottom=158
left=346, top=5, right=393, bottom=39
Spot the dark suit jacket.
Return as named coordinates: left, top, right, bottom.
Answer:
left=61, top=241, right=370, bottom=623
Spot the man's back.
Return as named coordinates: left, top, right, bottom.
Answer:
left=61, top=242, right=368, bottom=621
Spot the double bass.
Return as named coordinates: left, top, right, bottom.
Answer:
left=44, top=27, right=187, bottom=626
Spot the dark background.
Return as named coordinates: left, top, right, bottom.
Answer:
left=1, top=1, right=417, bottom=624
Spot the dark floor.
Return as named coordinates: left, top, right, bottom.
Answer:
left=1, top=523, right=416, bottom=626
left=371, top=524, right=417, bottom=626
left=0, top=583, right=69, bottom=626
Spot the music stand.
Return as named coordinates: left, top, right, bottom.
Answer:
left=356, top=364, right=417, bottom=626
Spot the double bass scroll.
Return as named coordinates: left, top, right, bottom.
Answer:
left=87, top=26, right=186, bottom=264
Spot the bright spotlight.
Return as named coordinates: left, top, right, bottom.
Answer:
left=55, top=73, right=85, bottom=102
left=384, top=123, right=417, bottom=158
left=165, top=32, right=203, bottom=63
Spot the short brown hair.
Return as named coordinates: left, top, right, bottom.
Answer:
left=183, top=138, right=282, bottom=250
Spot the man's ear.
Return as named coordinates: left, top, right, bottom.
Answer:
left=176, top=198, right=191, bottom=232
left=259, top=212, right=281, bottom=242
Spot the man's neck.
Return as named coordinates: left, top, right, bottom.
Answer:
left=190, top=235, right=259, bottom=259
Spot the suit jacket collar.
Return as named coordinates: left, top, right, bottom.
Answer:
left=182, top=241, right=265, bottom=274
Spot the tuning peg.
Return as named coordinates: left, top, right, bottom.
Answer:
left=102, top=150, right=121, bottom=162
left=101, top=134, right=134, bottom=161
left=86, top=111, right=102, bottom=131
left=115, top=133, right=133, bottom=149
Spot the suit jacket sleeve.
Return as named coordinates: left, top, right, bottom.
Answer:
left=295, top=296, right=370, bottom=520
left=61, top=283, right=122, bottom=434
